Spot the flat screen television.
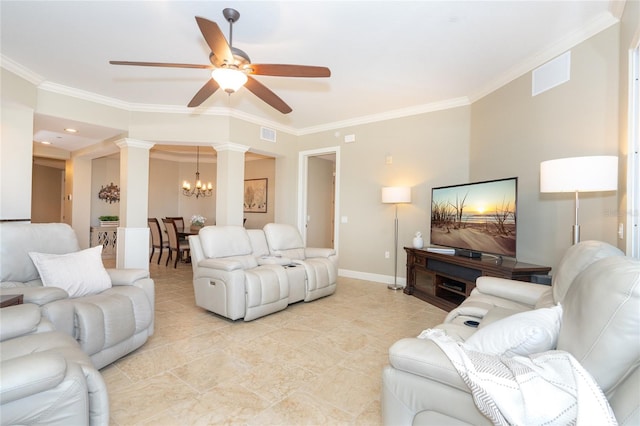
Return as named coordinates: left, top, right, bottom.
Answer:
left=430, top=177, right=518, bottom=258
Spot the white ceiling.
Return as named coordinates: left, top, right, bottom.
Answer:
left=1, top=1, right=621, bottom=152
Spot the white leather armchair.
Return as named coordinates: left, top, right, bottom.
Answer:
left=263, top=223, right=337, bottom=301
left=0, top=223, right=155, bottom=369
left=382, top=242, right=639, bottom=425
left=189, top=225, right=289, bottom=321
left=1, top=304, right=109, bottom=425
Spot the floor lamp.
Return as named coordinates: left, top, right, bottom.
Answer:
left=382, top=186, right=412, bottom=290
left=540, top=155, right=618, bottom=244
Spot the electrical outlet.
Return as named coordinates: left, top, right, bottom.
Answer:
left=385, top=251, right=390, bottom=259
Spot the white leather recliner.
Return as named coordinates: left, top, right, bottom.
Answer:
left=263, top=223, right=337, bottom=302
left=189, top=225, right=289, bottom=321
left=1, top=303, right=109, bottom=425
left=382, top=242, right=639, bottom=425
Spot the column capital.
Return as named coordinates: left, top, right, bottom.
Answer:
left=115, top=138, right=155, bottom=150
left=213, top=142, right=249, bottom=154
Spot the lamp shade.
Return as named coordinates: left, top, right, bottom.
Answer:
left=540, top=156, right=618, bottom=193
left=211, top=68, right=248, bottom=93
left=381, top=186, right=411, bottom=204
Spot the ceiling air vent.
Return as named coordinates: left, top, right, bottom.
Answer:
left=260, top=127, right=276, bottom=142
left=532, top=51, right=571, bottom=96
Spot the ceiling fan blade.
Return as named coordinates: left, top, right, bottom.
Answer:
left=244, top=76, right=292, bottom=114
left=110, top=60, right=212, bottom=69
left=249, top=64, right=331, bottom=78
left=195, top=16, right=233, bottom=64
left=188, top=79, right=220, bottom=107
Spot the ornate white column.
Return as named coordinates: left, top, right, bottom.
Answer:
left=213, top=143, right=248, bottom=226
left=115, top=138, right=155, bottom=269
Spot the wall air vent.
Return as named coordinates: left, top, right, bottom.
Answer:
left=260, top=127, right=276, bottom=143
left=532, top=51, right=571, bottom=96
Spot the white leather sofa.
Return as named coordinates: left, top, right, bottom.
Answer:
left=437, top=240, right=624, bottom=342
left=381, top=241, right=639, bottom=425
left=0, top=222, right=155, bottom=369
left=0, top=303, right=109, bottom=426
left=189, top=224, right=337, bottom=321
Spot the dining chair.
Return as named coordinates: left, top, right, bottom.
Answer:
left=148, top=218, right=168, bottom=264
left=162, top=218, right=190, bottom=268
left=166, top=217, right=185, bottom=233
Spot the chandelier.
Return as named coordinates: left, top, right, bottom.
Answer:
left=182, top=146, right=213, bottom=198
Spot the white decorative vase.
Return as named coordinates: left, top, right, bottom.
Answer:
left=412, top=237, right=424, bottom=249
left=412, top=232, right=424, bottom=249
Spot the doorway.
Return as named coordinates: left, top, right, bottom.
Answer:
left=298, top=147, right=340, bottom=252
left=31, top=157, right=65, bottom=223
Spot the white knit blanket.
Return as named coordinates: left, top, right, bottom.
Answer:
left=420, top=329, right=617, bottom=426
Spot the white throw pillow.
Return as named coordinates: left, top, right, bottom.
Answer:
left=463, top=304, right=562, bottom=357
left=29, top=246, right=111, bottom=298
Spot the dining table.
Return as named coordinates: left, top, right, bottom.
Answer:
left=178, top=229, right=199, bottom=238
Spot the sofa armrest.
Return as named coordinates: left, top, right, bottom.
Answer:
left=106, top=268, right=150, bottom=285
left=0, top=304, right=42, bottom=341
left=304, top=247, right=336, bottom=258
left=388, top=337, right=469, bottom=392
left=197, top=258, right=245, bottom=272
left=257, top=256, right=293, bottom=266
left=0, top=352, right=66, bottom=403
left=0, top=287, right=68, bottom=306
left=475, top=276, right=551, bottom=307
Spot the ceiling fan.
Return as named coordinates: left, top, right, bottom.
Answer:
left=109, top=8, right=330, bottom=114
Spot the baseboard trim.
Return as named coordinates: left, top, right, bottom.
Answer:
left=338, top=268, right=407, bottom=286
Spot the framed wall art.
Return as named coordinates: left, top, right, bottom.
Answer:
left=244, top=178, right=268, bottom=213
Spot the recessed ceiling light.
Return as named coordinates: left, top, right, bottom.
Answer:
left=64, top=128, right=78, bottom=133
left=41, top=141, right=51, bottom=145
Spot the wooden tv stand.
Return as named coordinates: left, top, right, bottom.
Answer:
left=404, top=247, right=551, bottom=311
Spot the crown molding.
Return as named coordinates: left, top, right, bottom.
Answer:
left=38, top=81, right=132, bottom=110
left=468, top=11, right=619, bottom=103
left=296, top=97, right=471, bottom=135
left=1, top=55, right=44, bottom=85
left=33, top=80, right=301, bottom=136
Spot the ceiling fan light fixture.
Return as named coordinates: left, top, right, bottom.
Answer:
left=211, top=67, right=247, bottom=93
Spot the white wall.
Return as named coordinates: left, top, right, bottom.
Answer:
left=1, top=101, right=35, bottom=220
left=0, top=70, right=38, bottom=221
left=470, top=25, right=620, bottom=268
left=299, top=107, right=471, bottom=281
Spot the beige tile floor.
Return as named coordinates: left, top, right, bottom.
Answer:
left=102, top=255, right=446, bottom=425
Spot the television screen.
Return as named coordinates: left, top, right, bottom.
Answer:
left=430, top=177, right=517, bottom=257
